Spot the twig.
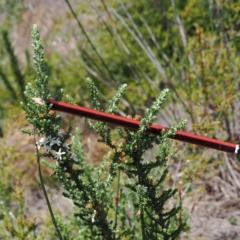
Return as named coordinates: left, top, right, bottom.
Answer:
left=224, top=153, right=240, bottom=190
left=34, top=134, right=64, bottom=240
left=114, top=170, right=121, bottom=235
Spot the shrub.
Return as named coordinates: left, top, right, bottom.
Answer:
left=21, top=24, right=187, bottom=240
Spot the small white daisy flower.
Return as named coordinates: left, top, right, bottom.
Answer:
left=54, top=148, right=66, bottom=161
left=37, top=137, right=49, bottom=150
left=63, top=143, right=70, bottom=151
left=50, top=137, right=61, bottom=147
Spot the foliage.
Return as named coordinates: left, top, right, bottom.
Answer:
left=0, top=0, right=35, bottom=134
left=63, top=0, right=240, bottom=187
left=0, top=185, right=39, bottom=240
left=0, top=1, right=240, bottom=238
left=0, top=109, right=47, bottom=239
left=21, top=25, right=187, bottom=239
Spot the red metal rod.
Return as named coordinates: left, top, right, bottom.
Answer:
left=47, top=99, right=239, bottom=155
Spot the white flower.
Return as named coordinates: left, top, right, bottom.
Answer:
left=37, top=137, right=49, bottom=150
left=63, top=143, right=70, bottom=151
left=54, top=148, right=66, bottom=161
left=50, top=137, right=61, bottom=147
left=37, top=136, right=63, bottom=153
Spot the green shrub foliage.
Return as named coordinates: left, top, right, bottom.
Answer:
left=21, top=25, right=187, bottom=240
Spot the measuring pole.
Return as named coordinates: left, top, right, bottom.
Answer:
left=47, top=99, right=240, bottom=155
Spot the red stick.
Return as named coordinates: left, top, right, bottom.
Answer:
left=47, top=99, right=239, bottom=155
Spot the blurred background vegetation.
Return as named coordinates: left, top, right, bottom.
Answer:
left=1, top=0, right=240, bottom=239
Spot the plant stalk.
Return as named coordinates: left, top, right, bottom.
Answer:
left=34, top=135, right=64, bottom=240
